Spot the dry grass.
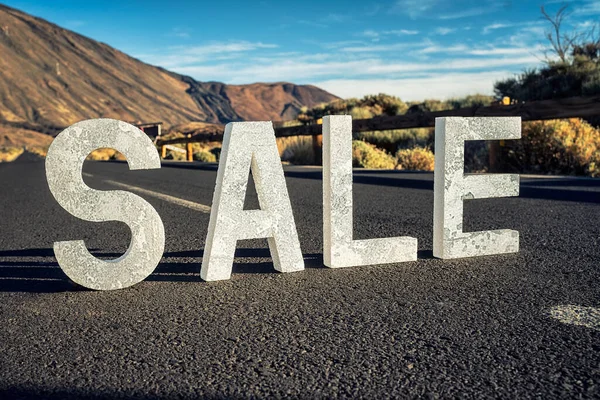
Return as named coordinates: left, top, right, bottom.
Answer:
left=27, top=146, right=49, bottom=158
left=193, top=150, right=217, bottom=162
left=162, top=141, right=221, bottom=161
left=86, top=148, right=126, bottom=161
left=0, top=147, right=24, bottom=162
left=0, top=125, right=54, bottom=147
left=277, top=136, right=314, bottom=165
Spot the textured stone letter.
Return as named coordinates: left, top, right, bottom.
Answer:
left=45, top=119, right=165, bottom=290
left=433, top=117, right=520, bottom=259
left=201, top=122, right=304, bottom=281
left=323, top=115, right=417, bottom=268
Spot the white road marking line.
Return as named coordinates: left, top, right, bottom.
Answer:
left=549, top=305, right=600, bottom=331
left=83, top=173, right=211, bottom=213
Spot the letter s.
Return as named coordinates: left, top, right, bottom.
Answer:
left=45, top=119, right=165, bottom=290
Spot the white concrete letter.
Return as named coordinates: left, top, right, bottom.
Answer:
left=323, top=115, right=417, bottom=268
left=45, top=119, right=165, bottom=290
left=433, top=117, right=521, bottom=259
left=201, top=122, right=304, bottom=281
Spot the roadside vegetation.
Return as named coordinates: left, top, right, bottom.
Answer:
left=2, top=7, right=597, bottom=176
left=504, top=118, right=600, bottom=177
left=278, top=5, right=600, bottom=176
left=0, top=147, right=24, bottom=162
left=86, top=148, right=126, bottom=161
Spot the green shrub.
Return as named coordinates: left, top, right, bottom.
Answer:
left=464, top=141, right=490, bottom=173
left=164, top=150, right=186, bottom=161
left=350, top=107, right=375, bottom=120
left=396, top=147, right=435, bottom=171
left=210, top=147, right=222, bottom=161
left=193, top=150, right=217, bottom=163
left=297, top=93, right=408, bottom=123
left=352, top=141, right=397, bottom=169
left=355, top=128, right=433, bottom=153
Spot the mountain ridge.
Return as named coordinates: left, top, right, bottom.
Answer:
left=0, top=4, right=339, bottom=146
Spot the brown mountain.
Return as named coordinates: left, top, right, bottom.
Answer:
left=0, top=4, right=338, bottom=146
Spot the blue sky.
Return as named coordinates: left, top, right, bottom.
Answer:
left=4, top=0, right=599, bottom=100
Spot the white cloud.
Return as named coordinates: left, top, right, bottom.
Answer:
left=339, top=42, right=418, bottom=53
left=358, top=29, right=420, bottom=41
left=169, top=54, right=541, bottom=85
left=438, top=7, right=491, bottom=20
left=577, top=20, right=597, bottom=29
left=434, top=27, right=456, bottom=35
left=417, top=44, right=469, bottom=54
left=365, top=4, right=381, bottom=17
left=505, top=25, right=546, bottom=47
left=167, top=28, right=191, bottom=38
left=468, top=45, right=545, bottom=56
left=387, top=29, right=419, bottom=35
left=317, top=40, right=366, bottom=49
left=298, top=20, right=328, bottom=29
left=391, top=0, right=438, bottom=18
left=361, top=56, right=540, bottom=74
left=325, top=13, right=352, bottom=23
left=180, top=41, right=278, bottom=56
left=573, top=0, right=600, bottom=16
left=361, top=29, right=380, bottom=39
left=313, top=71, right=515, bottom=101
left=141, top=41, right=279, bottom=68
left=482, top=23, right=511, bottom=34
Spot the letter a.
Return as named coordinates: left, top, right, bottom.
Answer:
left=433, top=117, right=521, bottom=259
left=201, top=122, right=304, bottom=281
left=323, top=115, right=417, bottom=268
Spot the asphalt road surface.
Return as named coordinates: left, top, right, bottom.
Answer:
left=0, top=157, right=599, bottom=399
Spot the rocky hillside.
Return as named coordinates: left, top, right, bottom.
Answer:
left=0, top=4, right=338, bottom=146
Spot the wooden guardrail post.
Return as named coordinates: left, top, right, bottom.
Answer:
left=312, top=134, right=323, bottom=165
left=488, top=141, right=500, bottom=172
left=186, top=135, right=193, bottom=161
left=160, top=145, right=167, bottom=159
left=312, top=118, right=323, bottom=165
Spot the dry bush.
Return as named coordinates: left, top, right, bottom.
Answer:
left=396, top=146, right=435, bottom=171
left=352, top=140, right=397, bottom=169
left=0, top=147, right=24, bottom=162
left=193, top=150, right=217, bottom=163
left=27, top=146, right=49, bottom=158
left=504, top=118, right=600, bottom=176
left=164, top=150, right=186, bottom=161
left=191, top=141, right=221, bottom=154
left=464, top=141, right=490, bottom=173
left=86, top=148, right=126, bottom=161
left=277, top=136, right=315, bottom=165
left=161, top=141, right=222, bottom=162
left=356, top=128, right=433, bottom=154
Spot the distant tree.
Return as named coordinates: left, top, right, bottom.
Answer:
left=296, top=94, right=408, bottom=123
left=494, top=5, right=600, bottom=102
left=541, top=5, right=581, bottom=63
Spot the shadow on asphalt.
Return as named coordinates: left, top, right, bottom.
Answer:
left=0, top=248, right=325, bottom=293
left=0, top=387, right=139, bottom=400
left=157, top=161, right=600, bottom=203
left=282, top=170, right=600, bottom=204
